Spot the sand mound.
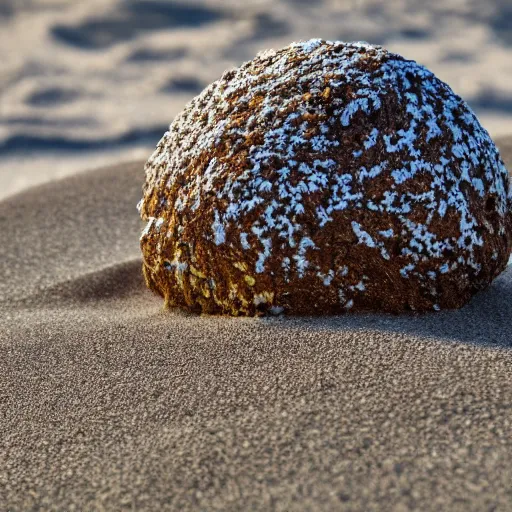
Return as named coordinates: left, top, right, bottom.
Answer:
left=1, top=153, right=512, bottom=510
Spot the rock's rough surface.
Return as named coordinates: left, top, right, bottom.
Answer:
left=139, top=39, right=512, bottom=316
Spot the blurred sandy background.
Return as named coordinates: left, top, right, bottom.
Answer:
left=1, top=0, right=511, bottom=199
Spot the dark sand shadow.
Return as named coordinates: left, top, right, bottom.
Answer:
left=0, top=0, right=61, bottom=19
left=2, top=157, right=511, bottom=349
left=13, top=259, right=148, bottom=309
left=471, top=88, right=512, bottom=114
left=0, top=126, right=166, bottom=155
left=4, top=2, right=510, bottom=160
left=260, top=267, right=512, bottom=349
left=16, top=256, right=512, bottom=349
left=26, top=87, right=80, bottom=107
left=223, top=12, right=290, bottom=60
left=4, top=115, right=98, bottom=128
left=339, top=0, right=512, bottom=48
left=487, top=0, right=512, bottom=46
left=160, top=76, right=205, bottom=95
left=51, top=1, right=227, bottom=50
left=246, top=13, right=290, bottom=41
left=126, top=47, right=187, bottom=63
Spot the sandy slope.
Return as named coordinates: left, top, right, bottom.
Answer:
left=0, top=142, right=511, bottom=510
left=1, top=0, right=512, bottom=199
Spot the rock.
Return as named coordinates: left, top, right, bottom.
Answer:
left=138, top=39, right=512, bottom=316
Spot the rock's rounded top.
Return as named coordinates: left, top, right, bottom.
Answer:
left=139, top=39, right=512, bottom=315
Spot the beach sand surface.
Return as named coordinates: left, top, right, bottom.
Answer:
left=1, top=140, right=512, bottom=510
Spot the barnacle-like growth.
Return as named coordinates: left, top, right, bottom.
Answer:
left=139, top=39, right=512, bottom=315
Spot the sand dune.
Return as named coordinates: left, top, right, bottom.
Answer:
left=1, top=142, right=512, bottom=509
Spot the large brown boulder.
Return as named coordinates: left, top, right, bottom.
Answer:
left=139, top=39, right=512, bottom=316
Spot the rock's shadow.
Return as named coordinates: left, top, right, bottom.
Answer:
left=263, top=266, right=512, bottom=349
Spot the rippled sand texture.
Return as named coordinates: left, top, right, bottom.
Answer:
left=0, top=142, right=511, bottom=510
left=1, top=0, right=512, bottom=198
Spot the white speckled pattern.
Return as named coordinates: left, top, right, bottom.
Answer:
left=140, top=39, right=511, bottom=314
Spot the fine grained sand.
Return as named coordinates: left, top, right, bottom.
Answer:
left=1, top=141, right=512, bottom=511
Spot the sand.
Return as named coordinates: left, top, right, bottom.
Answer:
left=1, top=140, right=512, bottom=511
left=2, top=0, right=512, bottom=200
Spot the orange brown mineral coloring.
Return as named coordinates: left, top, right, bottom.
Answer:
left=138, top=39, right=512, bottom=316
